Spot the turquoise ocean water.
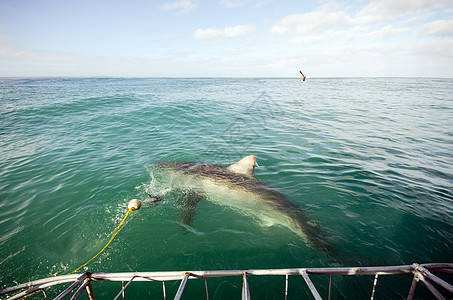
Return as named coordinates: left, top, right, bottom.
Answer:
left=0, top=78, right=452, bottom=299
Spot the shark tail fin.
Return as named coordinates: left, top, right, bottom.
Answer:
left=227, top=155, right=257, bottom=177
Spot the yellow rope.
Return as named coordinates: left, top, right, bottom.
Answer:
left=70, top=208, right=132, bottom=274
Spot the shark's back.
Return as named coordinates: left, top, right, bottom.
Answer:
left=157, top=161, right=311, bottom=232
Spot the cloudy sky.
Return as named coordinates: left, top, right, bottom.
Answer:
left=0, top=0, right=452, bottom=77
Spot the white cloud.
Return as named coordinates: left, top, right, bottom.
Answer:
left=220, top=0, right=273, bottom=8
left=269, top=1, right=439, bottom=45
left=290, top=34, right=327, bottom=45
left=0, top=34, right=75, bottom=63
left=285, top=24, right=409, bottom=45
left=367, top=24, right=411, bottom=39
left=194, top=25, right=255, bottom=39
left=160, top=0, right=198, bottom=14
left=418, top=19, right=453, bottom=37
left=357, top=0, right=449, bottom=24
left=270, top=11, right=351, bottom=35
left=412, top=39, right=453, bottom=57
left=160, top=34, right=180, bottom=41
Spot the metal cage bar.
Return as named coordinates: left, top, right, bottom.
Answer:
left=407, top=273, right=420, bottom=300
left=370, top=274, right=379, bottom=300
left=204, top=278, right=209, bottom=300
left=241, top=272, right=250, bottom=300
left=415, top=264, right=453, bottom=294
left=285, top=274, right=289, bottom=300
left=174, top=272, right=190, bottom=300
left=328, top=275, right=332, bottom=300
left=55, top=274, right=89, bottom=300
left=113, top=276, right=136, bottom=300
left=1, top=263, right=452, bottom=300
left=300, top=270, right=322, bottom=300
left=69, top=279, right=91, bottom=300
left=162, top=281, right=167, bottom=300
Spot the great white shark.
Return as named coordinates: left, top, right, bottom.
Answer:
left=150, top=155, right=335, bottom=256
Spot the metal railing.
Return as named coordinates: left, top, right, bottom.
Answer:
left=1, top=263, right=452, bottom=300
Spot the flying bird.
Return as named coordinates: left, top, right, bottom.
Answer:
left=299, top=70, right=306, bottom=81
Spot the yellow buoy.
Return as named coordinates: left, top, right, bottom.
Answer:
left=128, top=199, right=142, bottom=211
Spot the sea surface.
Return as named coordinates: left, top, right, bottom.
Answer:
left=0, top=77, right=452, bottom=299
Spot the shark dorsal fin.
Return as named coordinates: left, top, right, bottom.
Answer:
left=227, top=155, right=256, bottom=178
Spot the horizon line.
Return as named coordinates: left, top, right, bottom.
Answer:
left=1, top=76, right=452, bottom=80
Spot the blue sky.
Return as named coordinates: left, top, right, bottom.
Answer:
left=0, top=0, right=452, bottom=77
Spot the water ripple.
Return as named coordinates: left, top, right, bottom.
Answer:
left=1, top=78, right=452, bottom=297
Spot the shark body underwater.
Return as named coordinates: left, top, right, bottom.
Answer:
left=151, top=155, right=335, bottom=256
